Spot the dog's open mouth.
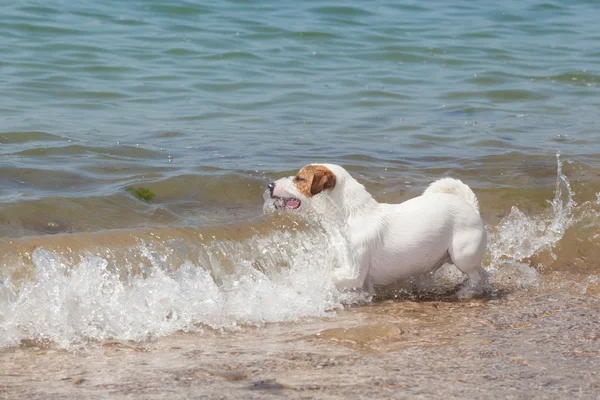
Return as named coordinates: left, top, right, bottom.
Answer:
left=273, top=197, right=301, bottom=210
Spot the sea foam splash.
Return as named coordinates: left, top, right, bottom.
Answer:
left=485, top=153, right=576, bottom=290
left=0, top=154, right=581, bottom=349
left=0, top=224, right=365, bottom=349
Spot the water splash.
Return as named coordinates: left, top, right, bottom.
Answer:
left=0, top=226, right=366, bottom=349
left=486, top=153, right=575, bottom=288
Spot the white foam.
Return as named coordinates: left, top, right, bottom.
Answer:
left=486, top=153, right=576, bottom=289
left=0, top=225, right=367, bottom=349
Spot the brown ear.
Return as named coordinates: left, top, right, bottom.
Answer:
left=310, top=166, right=336, bottom=195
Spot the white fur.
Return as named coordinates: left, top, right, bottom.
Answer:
left=270, top=164, right=488, bottom=293
left=424, top=177, right=480, bottom=214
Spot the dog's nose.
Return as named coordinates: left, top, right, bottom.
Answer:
left=268, top=181, right=275, bottom=196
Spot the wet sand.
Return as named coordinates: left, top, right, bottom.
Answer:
left=2, top=289, right=598, bottom=399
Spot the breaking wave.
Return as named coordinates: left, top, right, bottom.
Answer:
left=0, top=223, right=366, bottom=349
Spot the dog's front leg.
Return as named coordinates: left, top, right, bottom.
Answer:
left=332, top=245, right=370, bottom=291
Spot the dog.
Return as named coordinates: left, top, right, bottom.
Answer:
left=268, top=163, right=488, bottom=294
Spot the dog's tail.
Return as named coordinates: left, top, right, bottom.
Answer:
left=423, top=177, right=480, bottom=214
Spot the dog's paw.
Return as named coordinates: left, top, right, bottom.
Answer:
left=455, top=278, right=493, bottom=299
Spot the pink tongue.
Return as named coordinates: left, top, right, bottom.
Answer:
left=286, top=199, right=301, bottom=209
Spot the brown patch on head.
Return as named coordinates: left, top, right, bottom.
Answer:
left=293, top=165, right=336, bottom=197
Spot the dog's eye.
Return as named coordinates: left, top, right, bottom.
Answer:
left=294, top=176, right=304, bottom=182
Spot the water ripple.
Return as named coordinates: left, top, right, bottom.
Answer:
left=0, top=0, right=598, bottom=225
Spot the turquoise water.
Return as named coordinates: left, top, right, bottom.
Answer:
left=2, top=1, right=599, bottom=171
left=1, top=0, right=600, bottom=232
left=2, top=0, right=600, bottom=228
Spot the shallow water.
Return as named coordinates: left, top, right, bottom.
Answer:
left=2, top=291, right=599, bottom=398
left=1, top=1, right=600, bottom=397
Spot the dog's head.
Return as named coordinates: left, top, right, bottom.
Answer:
left=268, top=164, right=338, bottom=211
left=267, top=163, right=377, bottom=220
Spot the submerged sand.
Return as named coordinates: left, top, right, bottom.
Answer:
left=1, top=290, right=598, bottom=399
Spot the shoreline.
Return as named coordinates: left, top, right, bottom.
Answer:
left=2, top=290, right=598, bottom=399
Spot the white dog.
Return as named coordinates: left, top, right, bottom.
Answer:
left=268, top=163, right=488, bottom=294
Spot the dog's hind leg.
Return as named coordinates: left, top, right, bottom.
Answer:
left=448, top=228, right=490, bottom=297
